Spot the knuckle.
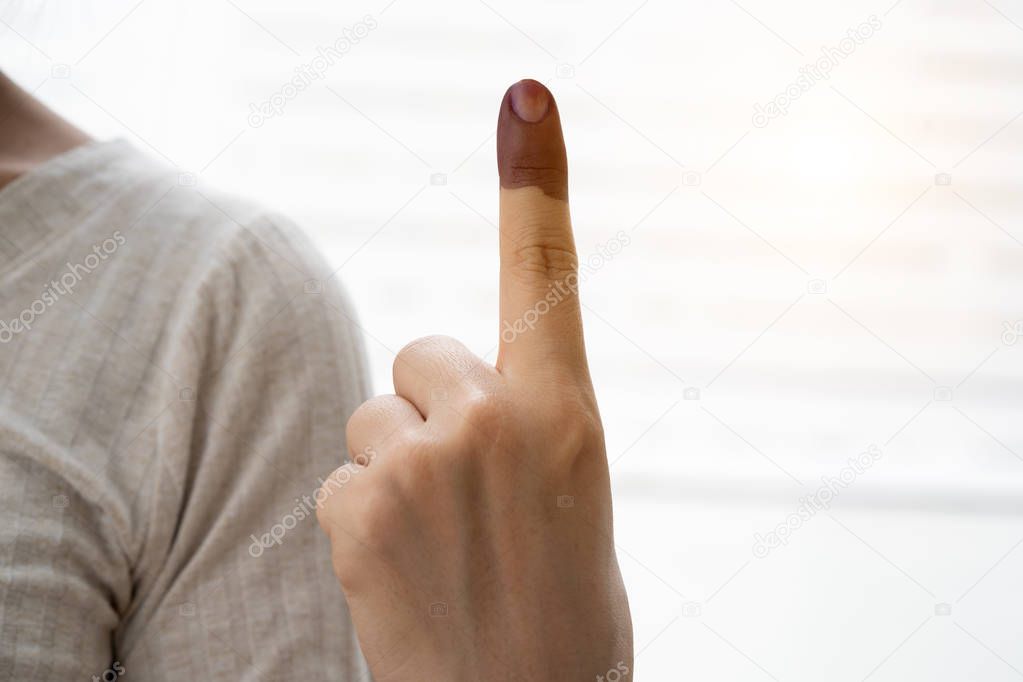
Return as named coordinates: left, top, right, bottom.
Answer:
left=506, top=163, right=566, bottom=197
left=345, top=400, right=376, bottom=438
left=346, top=395, right=404, bottom=446
left=353, top=483, right=404, bottom=547
left=315, top=476, right=348, bottom=536
left=396, top=334, right=451, bottom=359
left=541, top=394, right=605, bottom=463
left=563, top=412, right=603, bottom=455
left=328, top=536, right=366, bottom=591
left=394, top=436, right=441, bottom=489
left=316, top=466, right=355, bottom=514
left=394, top=336, right=435, bottom=373
left=393, top=334, right=460, bottom=375
left=458, top=389, right=506, bottom=433
left=509, top=242, right=578, bottom=283
left=456, top=356, right=499, bottom=391
left=324, top=476, right=403, bottom=577
left=388, top=427, right=430, bottom=463
left=394, top=335, right=492, bottom=396
left=329, top=547, right=358, bottom=590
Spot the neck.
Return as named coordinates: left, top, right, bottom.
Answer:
left=0, top=72, right=90, bottom=190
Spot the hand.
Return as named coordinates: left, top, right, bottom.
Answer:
left=317, top=79, right=633, bottom=681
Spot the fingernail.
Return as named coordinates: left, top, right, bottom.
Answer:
left=508, top=79, right=550, bottom=123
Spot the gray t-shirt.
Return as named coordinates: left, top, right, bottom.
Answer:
left=0, top=139, right=372, bottom=680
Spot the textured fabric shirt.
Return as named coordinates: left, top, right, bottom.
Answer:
left=0, top=139, right=372, bottom=680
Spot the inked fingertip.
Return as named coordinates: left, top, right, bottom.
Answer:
left=497, top=78, right=568, bottom=201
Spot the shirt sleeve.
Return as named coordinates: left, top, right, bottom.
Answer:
left=115, top=213, right=373, bottom=681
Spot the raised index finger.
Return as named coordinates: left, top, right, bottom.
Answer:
left=496, top=79, right=586, bottom=376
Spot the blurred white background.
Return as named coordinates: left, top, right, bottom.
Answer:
left=3, top=0, right=1023, bottom=679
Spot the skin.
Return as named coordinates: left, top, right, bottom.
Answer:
left=316, top=79, right=634, bottom=681
left=0, top=72, right=90, bottom=189
left=0, top=70, right=634, bottom=679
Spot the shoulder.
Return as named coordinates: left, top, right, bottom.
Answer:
left=85, top=142, right=332, bottom=306
left=83, top=141, right=364, bottom=368
left=63, top=141, right=371, bottom=409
